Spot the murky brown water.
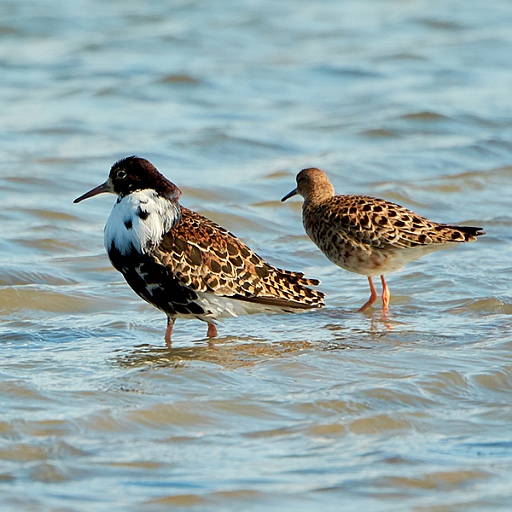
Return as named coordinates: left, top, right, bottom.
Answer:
left=2, top=0, right=512, bottom=510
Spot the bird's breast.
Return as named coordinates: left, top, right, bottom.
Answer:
left=104, top=190, right=181, bottom=257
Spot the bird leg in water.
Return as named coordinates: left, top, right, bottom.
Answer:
left=207, top=323, right=218, bottom=338
left=165, top=317, right=175, bottom=347
left=381, top=275, right=390, bottom=310
left=359, top=276, right=378, bottom=312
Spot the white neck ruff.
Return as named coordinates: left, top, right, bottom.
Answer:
left=104, top=189, right=180, bottom=255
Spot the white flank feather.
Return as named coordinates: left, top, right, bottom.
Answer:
left=187, top=291, right=296, bottom=323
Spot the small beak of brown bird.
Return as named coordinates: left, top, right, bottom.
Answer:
left=281, top=188, right=298, bottom=202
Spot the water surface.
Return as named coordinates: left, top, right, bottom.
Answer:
left=2, top=0, right=512, bottom=510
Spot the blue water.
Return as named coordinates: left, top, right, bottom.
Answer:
left=1, top=0, right=512, bottom=510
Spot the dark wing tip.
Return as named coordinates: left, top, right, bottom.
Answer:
left=461, top=225, right=486, bottom=240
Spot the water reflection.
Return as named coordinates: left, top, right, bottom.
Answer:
left=113, top=311, right=408, bottom=370
left=115, top=337, right=323, bottom=370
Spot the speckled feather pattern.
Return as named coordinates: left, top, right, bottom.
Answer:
left=282, top=167, right=484, bottom=299
left=107, top=203, right=324, bottom=326
left=154, top=206, right=324, bottom=309
left=303, top=194, right=483, bottom=276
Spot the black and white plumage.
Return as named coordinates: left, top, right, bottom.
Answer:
left=74, top=157, right=324, bottom=345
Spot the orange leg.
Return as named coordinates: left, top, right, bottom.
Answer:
left=381, top=275, right=390, bottom=310
left=207, top=322, right=218, bottom=338
left=358, top=276, right=378, bottom=312
left=165, top=317, right=175, bottom=348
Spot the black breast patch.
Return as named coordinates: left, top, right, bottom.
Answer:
left=108, top=244, right=209, bottom=318
left=136, top=207, right=150, bottom=221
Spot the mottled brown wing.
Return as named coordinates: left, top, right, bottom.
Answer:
left=151, top=207, right=324, bottom=308
left=316, top=196, right=483, bottom=250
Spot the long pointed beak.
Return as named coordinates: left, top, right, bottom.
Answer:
left=73, top=181, right=113, bottom=203
left=281, top=188, right=298, bottom=202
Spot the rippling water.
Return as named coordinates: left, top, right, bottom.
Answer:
left=2, top=0, right=512, bottom=510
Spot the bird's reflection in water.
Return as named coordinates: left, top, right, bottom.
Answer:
left=113, top=336, right=329, bottom=370
left=112, top=324, right=399, bottom=370
left=110, top=304, right=414, bottom=370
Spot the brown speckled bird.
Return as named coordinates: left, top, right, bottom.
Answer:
left=74, top=157, right=324, bottom=345
left=282, top=167, right=484, bottom=311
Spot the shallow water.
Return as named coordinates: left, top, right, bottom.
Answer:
left=2, top=0, right=512, bottom=510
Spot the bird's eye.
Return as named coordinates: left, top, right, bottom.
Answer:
left=117, top=170, right=127, bottom=179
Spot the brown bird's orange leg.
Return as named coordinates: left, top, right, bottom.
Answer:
left=381, top=275, right=390, bottom=310
left=359, top=276, right=378, bottom=312
left=207, top=322, right=218, bottom=338
left=165, top=317, right=175, bottom=348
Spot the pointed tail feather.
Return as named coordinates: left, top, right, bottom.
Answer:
left=440, top=224, right=485, bottom=242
